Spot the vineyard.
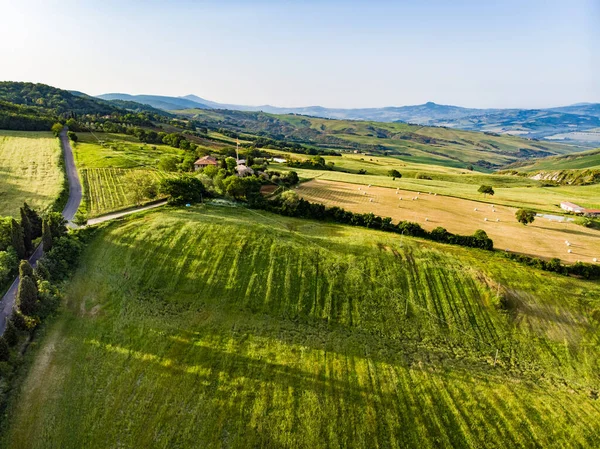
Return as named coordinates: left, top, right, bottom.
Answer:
left=81, top=167, right=166, bottom=217
left=4, top=206, right=600, bottom=448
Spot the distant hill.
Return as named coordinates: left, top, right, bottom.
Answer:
left=176, top=107, right=585, bottom=169
left=97, top=93, right=210, bottom=111
left=96, top=91, right=600, bottom=143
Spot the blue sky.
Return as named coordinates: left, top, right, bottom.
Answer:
left=0, top=0, right=598, bottom=108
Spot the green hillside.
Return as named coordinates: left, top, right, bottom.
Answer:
left=510, top=148, right=600, bottom=171
left=5, top=206, right=600, bottom=448
left=176, top=108, right=585, bottom=169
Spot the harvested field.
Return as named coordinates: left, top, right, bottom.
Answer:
left=297, top=179, right=600, bottom=263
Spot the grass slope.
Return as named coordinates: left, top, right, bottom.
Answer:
left=0, top=131, right=63, bottom=217
left=511, top=148, right=600, bottom=171
left=4, top=206, right=600, bottom=448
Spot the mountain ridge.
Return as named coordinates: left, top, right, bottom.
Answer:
left=94, top=92, right=600, bottom=143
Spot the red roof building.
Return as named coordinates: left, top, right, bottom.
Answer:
left=194, top=155, right=219, bottom=171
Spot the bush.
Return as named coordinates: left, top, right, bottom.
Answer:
left=415, top=173, right=432, bottom=180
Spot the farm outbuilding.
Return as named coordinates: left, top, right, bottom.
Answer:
left=560, top=202, right=586, bottom=214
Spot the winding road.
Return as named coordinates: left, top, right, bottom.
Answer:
left=0, top=129, right=81, bottom=334
left=0, top=129, right=165, bottom=335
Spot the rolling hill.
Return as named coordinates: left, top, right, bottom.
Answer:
left=95, top=92, right=600, bottom=142
left=97, top=93, right=211, bottom=111
left=175, top=108, right=584, bottom=169
left=4, top=206, right=600, bottom=448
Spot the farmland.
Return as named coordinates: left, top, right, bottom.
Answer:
left=268, top=153, right=600, bottom=213
left=80, top=168, right=167, bottom=217
left=4, top=206, right=600, bottom=448
left=297, top=179, right=600, bottom=263
left=0, top=131, right=63, bottom=217
left=73, top=133, right=184, bottom=217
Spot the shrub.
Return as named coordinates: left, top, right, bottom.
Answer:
left=415, top=173, right=432, bottom=180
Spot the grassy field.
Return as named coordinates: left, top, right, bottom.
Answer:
left=73, top=132, right=186, bottom=169
left=4, top=206, right=600, bottom=448
left=0, top=131, right=63, bottom=217
left=297, top=179, right=600, bottom=263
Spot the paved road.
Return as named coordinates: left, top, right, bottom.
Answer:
left=0, top=129, right=81, bottom=334
left=87, top=200, right=168, bottom=226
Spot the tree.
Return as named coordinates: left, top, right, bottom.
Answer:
left=45, top=212, right=67, bottom=239
left=478, top=185, right=495, bottom=197
left=20, top=207, right=33, bottom=254
left=10, top=219, right=26, bottom=259
left=388, top=169, right=402, bottom=178
left=19, top=260, right=34, bottom=278
left=17, top=274, right=38, bottom=316
left=160, top=176, right=206, bottom=205
left=158, top=155, right=180, bottom=172
left=124, top=171, right=159, bottom=205
left=225, top=157, right=237, bottom=172
left=73, top=211, right=88, bottom=227
left=51, top=122, right=63, bottom=136
left=22, top=203, right=42, bottom=238
left=42, top=218, right=53, bottom=251
left=0, top=336, right=9, bottom=361
left=516, top=209, right=536, bottom=225
left=4, top=320, right=18, bottom=347
left=67, top=131, right=78, bottom=142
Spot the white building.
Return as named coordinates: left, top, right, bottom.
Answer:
left=560, top=202, right=586, bottom=214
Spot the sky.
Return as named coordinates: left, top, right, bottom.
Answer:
left=0, top=0, right=598, bottom=109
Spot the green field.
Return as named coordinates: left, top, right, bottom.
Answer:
left=0, top=131, right=63, bottom=217
left=73, top=132, right=185, bottom=169
left=5, top=206, right=600, bottom=448
left=513, top=148, right=600, bottom=171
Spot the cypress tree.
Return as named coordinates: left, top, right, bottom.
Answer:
left=4, top=320, right=18, bottom=347
left=23, top=202, right=42, bottom=238
left=17, top=275, right=38, bottom=317
left=0, top=337, right=9, bottom=362
left=10, top=219, right=26, bottom=259
left=19, top=260, right=34, bottom=279
left=42, top=218, right=53, bottom=252
left=20, top=207, right=33, bottom=254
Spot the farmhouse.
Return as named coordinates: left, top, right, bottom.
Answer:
left=560, top=201, right=586, bottom=214
left=194, top=155, right=219, bottom=171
